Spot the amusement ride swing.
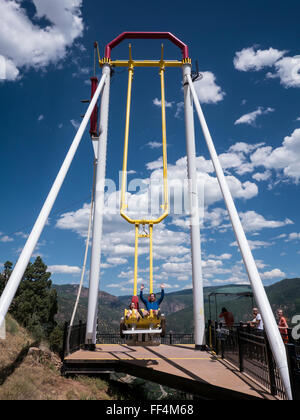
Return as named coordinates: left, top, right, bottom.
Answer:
left=0, top=32, right=293, bottom=399
left=118, top=44, right=169, bottom=344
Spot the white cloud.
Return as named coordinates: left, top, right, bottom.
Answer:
left=153, top=98, right=173, bottom=108
left=0, top=54, right=19, bottom=81
left=252, top=170, right=272, bottom=182
left=230, top=239, right=273, bottom=250
left=269, top=56, right=300, bottom=88
left=234, top=107, right=274, bottom=126
left=234, top=46, right=300, bottom=89
left=48, top=265, right=81, bottom=274
left=175, top=101, right=184, bottom=119
left=194, top=71, right=225, bottom=104
left=146, top=141, right=162, bottom=149
left=0, top=235, right=14, bottom=243
left=146, top=156, right=163, bottom=171
left=234, top=47, right=286, bottom=71
left=239, top=211, right=293, bottom=233
left=70, top=119, right=80, bottom=130
left=0, top=0, right=83, bottom=82
left=106, top=257, right=128, bottom=266
left=250, top=128, right=300, bottom=182
left=285, top=232, right=300, bottom=242
left=207, top=253, right=232, bottom=260
left=37, top=114, right=44, bottom=122
left=260, top=268, right=286, bottom=280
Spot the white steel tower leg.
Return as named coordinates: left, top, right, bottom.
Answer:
left=183, top=64, right=206, bottom=349
left=186, top=74, right=292, bottom=400
left=85, top=64, right=111, bottom=348
left=0, top=74, right=107, bottom=331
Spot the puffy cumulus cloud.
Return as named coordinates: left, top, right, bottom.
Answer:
left=0, top=54, right=19, bottom=81
left=252, top=170, right=272, bottom=182
left=0, top=235, right=14, bottom=243
left=0, top=0, right=83, bottom=82
left=56, top=198, right=190, bottom=266
left=47, top=265, right=81, bottom=274
left=233, top=47, right=286, bottom=71
left=105, top=257, right=128, bottom=266
left=268, top=56, right=300, bottom=88
left=234, top=107, right=274, bottom=126
left=148, top=155, right=258, bottom=208
left=234, top=46, right=300, bottom=89
left=250, top=129, right=300, bottom=182
left=146, top=141, right=162, bottom=149
left=285, top=232, right=300, bottom=242
left=228, top=142, right=266, bottom=155
left=194, top=71, right=225, bottom=104
left=260, top=268, right=286, bottom=280
left=153, top=98, right=173, bottom=108
left=239, top=211, right=293, bottom=233
left=230, top=239, right=273, bottom=250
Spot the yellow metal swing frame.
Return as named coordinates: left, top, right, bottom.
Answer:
left=117, top=44, right=172, bottom=336
left=120, top=44, right=170, bottom=297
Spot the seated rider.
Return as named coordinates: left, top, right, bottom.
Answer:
left=126, top=301, right=141, bottom=321
left=139, top=283, right=165, bottom=318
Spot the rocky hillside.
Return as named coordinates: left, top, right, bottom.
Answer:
left=0, top=315, right=113, bottom=400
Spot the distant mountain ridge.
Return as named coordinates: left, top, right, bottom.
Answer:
left=54, top=278, right=300, bottom=333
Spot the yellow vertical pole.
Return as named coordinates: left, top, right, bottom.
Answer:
left=149, top=224, right=154, bottom=294
left=120, top=51, right=134, bottom=213
left=133, top=223, right=139, bottom=296
left=159, top=61, right=168, bottom=212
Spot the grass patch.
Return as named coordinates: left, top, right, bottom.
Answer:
left=6, top=317, right=19, bottom=335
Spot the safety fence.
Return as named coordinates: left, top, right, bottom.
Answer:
left=62, top=323, right=195, bottom=358
left=207, top=322, right=300, bottom=400
left=96, top=333, right=194, bottom=346
left=62, top=321, right=86, bottom=359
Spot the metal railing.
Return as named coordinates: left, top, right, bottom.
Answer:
left=207, top=322, right=290, bottom=399
left=62, top=321, right=86, bottom=359
left=96, top=332, right=194, bottom=345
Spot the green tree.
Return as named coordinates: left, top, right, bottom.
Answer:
left=9, top=256, right=58, bottom=339
left=0, top=261, right=13, bottom=294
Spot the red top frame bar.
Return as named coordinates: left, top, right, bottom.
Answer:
left=104, top=31, right=189, bottom=60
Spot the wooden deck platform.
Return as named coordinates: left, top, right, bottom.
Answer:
left=63, top=344, right=278, bottom=400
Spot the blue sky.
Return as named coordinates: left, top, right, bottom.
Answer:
left=0, top=0, right=300, bottom=295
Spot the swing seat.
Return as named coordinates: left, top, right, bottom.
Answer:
left=120, top=309, right=166, bottom=337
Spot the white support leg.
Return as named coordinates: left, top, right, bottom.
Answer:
left=187, top=74, right=292, bottom=400
left=85, top=64, right=111, bottom=348
left=183, top=64, right=206, bottom=349
left=0, top=74, right=107, bottom=331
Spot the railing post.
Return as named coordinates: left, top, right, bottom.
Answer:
left=265, top=332, right=277, bottom=396
left=238, top=324, right=244, bottom=372
left=221, top=337, right=225, bottom=359
left=78, top=320, right=82, bottom=351
left=61, top=321, right=69, bottom=361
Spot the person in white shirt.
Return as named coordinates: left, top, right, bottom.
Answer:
left=249, top=308, right=264, bottom=331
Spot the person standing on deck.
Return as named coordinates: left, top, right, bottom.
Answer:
left=277, top=309, right=289, bottom=343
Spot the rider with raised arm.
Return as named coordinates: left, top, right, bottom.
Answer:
left=140, top=283, right=165, bottom=318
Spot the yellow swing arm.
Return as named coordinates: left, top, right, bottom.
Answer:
left=120, top=45, right=169, bottom=296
